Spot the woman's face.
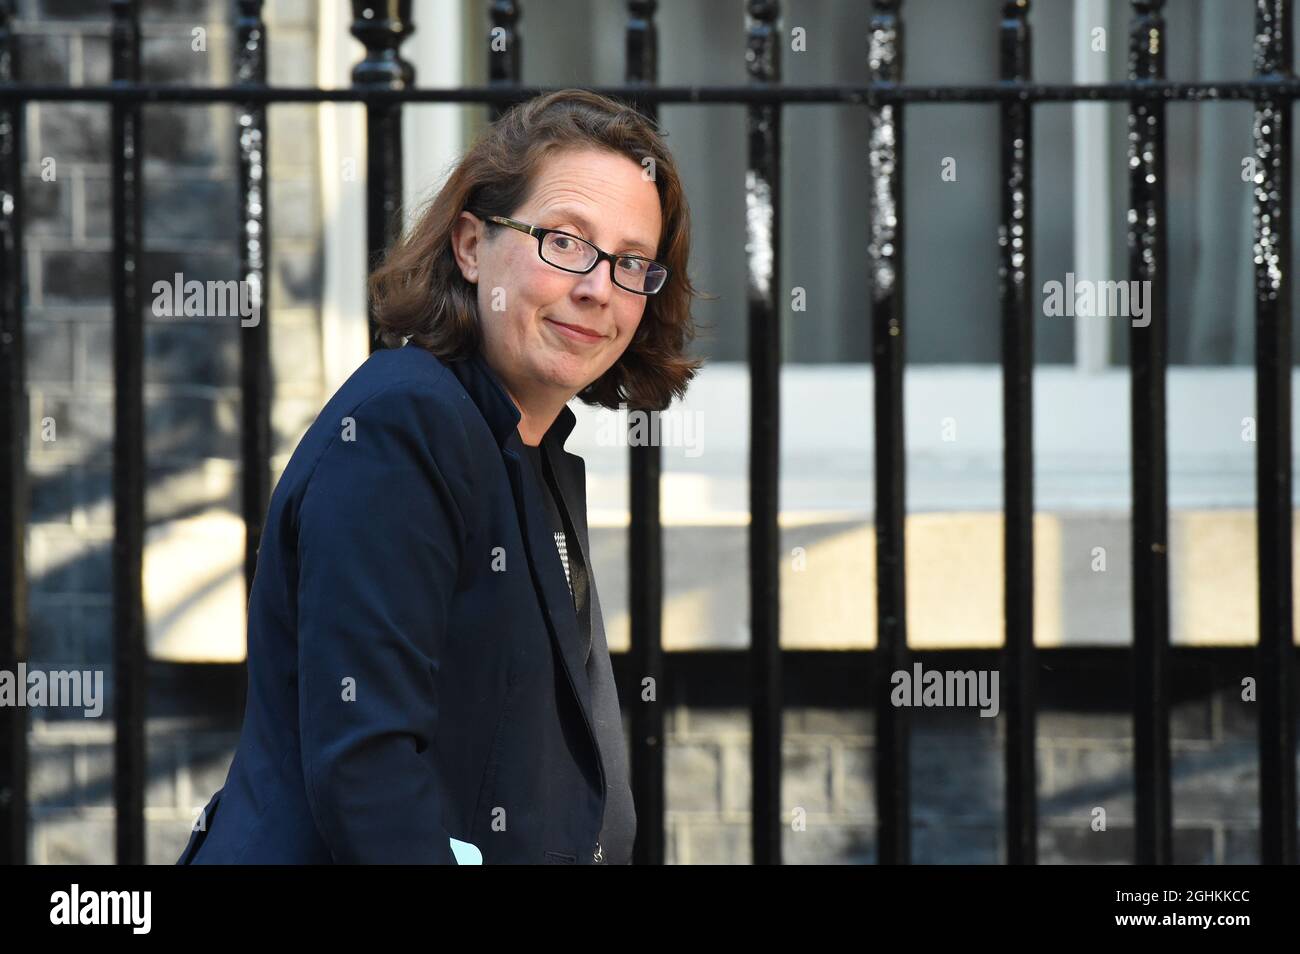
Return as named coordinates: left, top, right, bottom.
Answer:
left=453, top=147, right=663, bottom=412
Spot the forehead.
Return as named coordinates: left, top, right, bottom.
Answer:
left=523, top=148, right=662, bottom=248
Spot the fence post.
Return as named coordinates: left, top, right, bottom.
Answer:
left=488, top=0, right=520, bottom=123
left=998, top=0, right=1037, bottom=867
left=869, top=0, right=910, bottom=866
left=624, top=0, right=666, bottom=869
left=0, top=0, right=28, bottom=867
left=745, top=0, right=783, bottom=867
left=1128, top=0, right=1172, bottom=866
left=351, top=0, right=415, bottom=351
left=235, top=0, right=271, bottom=656
left=110, top=0, right=146, bottom=867
left=1251, top=0, right=1297, bottom=867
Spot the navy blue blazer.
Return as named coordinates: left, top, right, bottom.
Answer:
left=176, top=343, right=635, bottom=864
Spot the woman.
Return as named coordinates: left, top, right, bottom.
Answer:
left=176, top=89, right=701, bottom=864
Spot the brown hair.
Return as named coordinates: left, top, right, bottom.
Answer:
left=368, top=88, right=705, bottom=412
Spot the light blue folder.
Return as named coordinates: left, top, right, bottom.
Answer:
left=449, top=836, right=482, bottom=864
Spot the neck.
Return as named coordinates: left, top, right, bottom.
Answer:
left=479, top=347, right=571, bottom=447
left=505, top=385, right=568, bottom=448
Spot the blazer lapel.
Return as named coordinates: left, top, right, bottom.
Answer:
left=501, top=436, right=596, bottom=729
left=544, top=437, right=637, bottom=863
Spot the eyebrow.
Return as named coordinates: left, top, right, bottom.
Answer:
left=543, top=206, right=656, bottom=256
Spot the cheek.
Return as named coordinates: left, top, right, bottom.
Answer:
left=618, top=303, right=648, bottom=340
left=505, top=259, right=569, bottom=317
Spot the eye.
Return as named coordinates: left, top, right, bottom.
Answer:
left=617, top=257, right=647, bottom=275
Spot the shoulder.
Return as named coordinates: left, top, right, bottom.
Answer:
left=346, top=348, right=465, bottom=437
left=338, top=344, right=461, bottom=416
left=298, top=346, right=482, bottom=496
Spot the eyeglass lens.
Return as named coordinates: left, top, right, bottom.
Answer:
left=540, top=232, right=667, bottom=294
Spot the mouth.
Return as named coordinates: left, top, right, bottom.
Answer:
left=543, top=316, right=606, bottom=344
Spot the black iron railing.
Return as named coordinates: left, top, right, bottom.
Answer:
left=0, top=0, right=1294, bottom=867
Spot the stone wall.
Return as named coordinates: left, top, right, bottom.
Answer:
left=18, top=0, right=323, bottom=864
left=660, top=689, right=1263, bottom=864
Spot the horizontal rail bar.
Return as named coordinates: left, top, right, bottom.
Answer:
left=9, top=79, right=1300, bottom=105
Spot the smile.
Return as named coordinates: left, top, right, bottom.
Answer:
left=544, top=317, right=605, bottom=344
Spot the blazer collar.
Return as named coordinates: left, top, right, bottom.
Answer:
left=447, top=347, right=578, bottom=451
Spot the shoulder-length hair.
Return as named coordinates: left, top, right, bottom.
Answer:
left=368, top=88, right=704, bottom=412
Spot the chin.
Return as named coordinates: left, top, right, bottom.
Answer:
left=563, top=375, right=599, bottom=396
left=547, top=358, right=600, bottom=388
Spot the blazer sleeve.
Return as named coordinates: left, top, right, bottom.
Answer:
left=295, top=382, right=468, bottom=864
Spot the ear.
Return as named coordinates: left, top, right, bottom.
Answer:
left=450, top=211, right=484, bottom=284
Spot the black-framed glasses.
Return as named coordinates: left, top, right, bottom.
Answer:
left=471, top=211, right=669, bottom=295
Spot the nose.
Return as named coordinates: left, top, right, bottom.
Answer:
left=571, top=258, right=614, bottom=305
